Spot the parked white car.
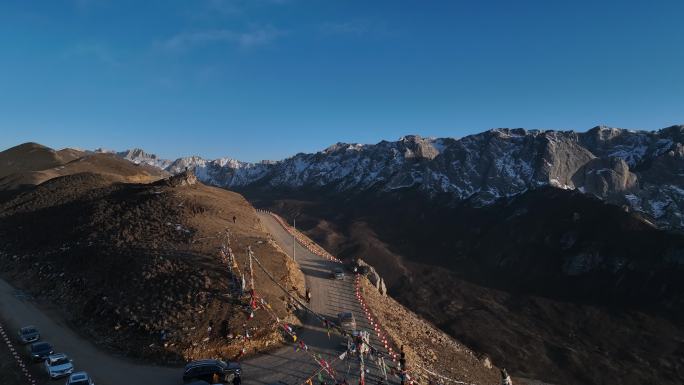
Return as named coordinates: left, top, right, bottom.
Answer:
left=65, top=371, right=95, bottom=385
left=44, top=353, right=74, bottom=379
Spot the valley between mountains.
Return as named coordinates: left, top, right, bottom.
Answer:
left=0, top=143, right=499, bottom=385
left=2, top=125, right=684, bottom=385
left=110, top=125, right=684, bottom=385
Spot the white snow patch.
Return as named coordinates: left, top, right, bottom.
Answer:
left=649, top=199, right=670, bottom=218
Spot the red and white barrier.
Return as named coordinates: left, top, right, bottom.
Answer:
left=354, top=274, right=400, bottom=362
left=259, top=208, right=471, bottom=385
left=0, top=322, right=37, bottom=384
left=257, top=209, right=342, bottom=264
left=355, top=274, right=423, bottom=385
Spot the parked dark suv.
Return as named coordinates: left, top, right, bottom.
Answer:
left=18, top=326, right=40, bottom=344
left=183, top=359, right=241, bottom=383
left=337, top=312, right=356, bottom=333
left=29, top=341, right=54, bottom=362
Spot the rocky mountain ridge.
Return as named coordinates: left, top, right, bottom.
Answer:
left=110, top=125, right=684, bottom=230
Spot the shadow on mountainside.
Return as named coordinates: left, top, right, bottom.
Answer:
left=0, top=172, right=304, bottom=365
left=242, top=185, right=684, bottom=385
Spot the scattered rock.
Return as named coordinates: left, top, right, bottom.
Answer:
left=481, top=355, right=493, bottom=369
left=164, top=169, right=198, bottom=187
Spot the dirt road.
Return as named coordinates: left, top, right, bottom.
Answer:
left=0, top=212, right=392, bottom=385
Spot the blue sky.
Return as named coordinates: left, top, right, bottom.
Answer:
left=1, top=0, right=683, bottom=161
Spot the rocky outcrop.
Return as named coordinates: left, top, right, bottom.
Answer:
left=96, top=147, right=173, bottom=170
left=572, top=157, right=638, bottom=197
left=542, top=131, right=596, bottom=189
left=164, top=169, right=197, bottom=187
left=398, top=135, right=443, bottom=160
left=355, top=258, right=387, bottom=296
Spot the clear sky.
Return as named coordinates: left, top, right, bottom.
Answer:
left=1, top=0, right=683, bottom=161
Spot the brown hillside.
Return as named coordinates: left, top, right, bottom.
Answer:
left=0, top=142, right=166, bottom=191
left=56, top=148, right=84, bottom=163
left=0, top=172, right=304, bottom=363
left=0, top=142, right=74, bottom=178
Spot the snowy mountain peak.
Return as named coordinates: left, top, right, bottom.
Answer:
left=488, top=127, right=537, bottom=138
left=323, top=142, right=356, bottom=154
left=113, top=148, right=172, bottom=169
left=120, top=148, right=152, bottom=158
left=586, top=125, right=628, bottom=141
left=108, top=124, right=684, bottom=230
left=398, top=134, right=426, bottom=143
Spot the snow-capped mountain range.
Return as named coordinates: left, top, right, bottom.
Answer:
left=103, top=125, right=684, bottom=230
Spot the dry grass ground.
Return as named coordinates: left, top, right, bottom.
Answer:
left=0, top=171, right=304, bottom=364
left=172, top=184, right=306, bottom=360
left=358, top=278, right=500, bottom=385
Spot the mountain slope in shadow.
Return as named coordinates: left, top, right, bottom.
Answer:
left=245, top=186, right=684, bottom=385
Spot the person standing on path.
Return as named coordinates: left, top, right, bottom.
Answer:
left=501, top=369, right=512, bottom=385
left=399, top=345, right=406, bottom=370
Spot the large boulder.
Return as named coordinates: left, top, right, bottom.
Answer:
left=165, top=169, right=198, bottom=187
left=378, top=278, right=387, bottom=296
left=542, top=132, right=596, bottom=189
left=572, top=157, right=637, bottom=197
left=355, top=258, right=387, bottom=296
